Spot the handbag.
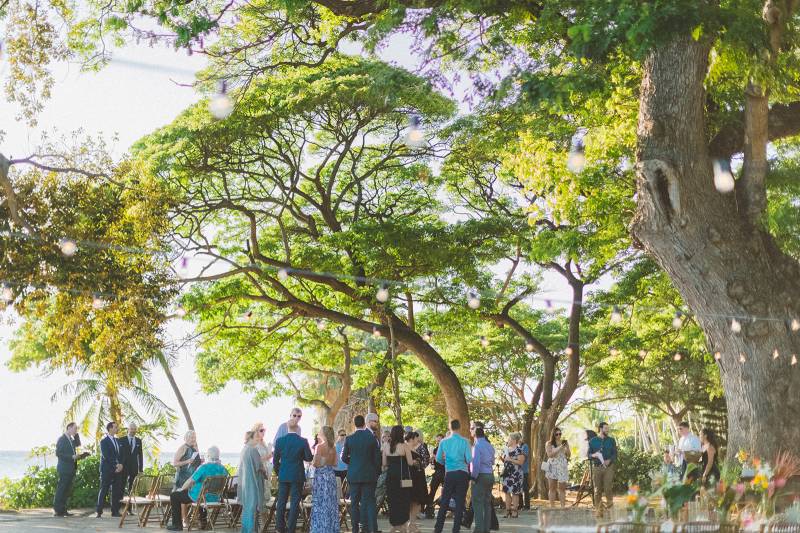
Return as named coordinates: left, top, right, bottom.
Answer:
left=541, top=459, right=552, bottom=475
left=400, top=457, right=413, bottom=488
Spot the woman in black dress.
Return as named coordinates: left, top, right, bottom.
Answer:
left=700, top=428, right=721, bottom=487
left=404, top=431, right=428, bottom=533
left=382, top=425, right=414, bottom=533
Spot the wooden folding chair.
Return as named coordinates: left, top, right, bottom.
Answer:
left=118, top=474, right=158, bottom=528
left=338, top=477, right=351, bottom=532
left=769, top=524, right=800, bottom=533
left=222, top=475, right=242, bottom=528
left=186, top=475, right=228, bottom=531
left=596, top=522, right=661, bottom=532
left=676, top=522, right=722, bottom=533
left=149, top=475, right=177, bottom=527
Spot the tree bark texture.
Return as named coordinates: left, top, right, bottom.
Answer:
left=157, top=353, right=195, bottom=431
left=633, top=34, right=800, bottom=459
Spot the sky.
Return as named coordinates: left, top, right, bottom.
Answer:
left=0, top=33, right=583, bottom=455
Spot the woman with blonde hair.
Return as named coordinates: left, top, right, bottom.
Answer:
left=239, top=431, right=265, bottom=533
left=172, top=430, right=199, bottom=527
left=309, top=426, right=339, bottom=533
left=251, top=422, right=273, bottom=504
left=501, top=432, right=526, bottom=518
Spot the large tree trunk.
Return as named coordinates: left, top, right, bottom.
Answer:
left=157, top=353, right=195, bottom=431
left=632, top=34, right=800, bottom=459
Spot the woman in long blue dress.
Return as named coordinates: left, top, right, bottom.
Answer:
left=309, top=426, right=339, bottom=533
left=238, top=430, right=265, bottom=533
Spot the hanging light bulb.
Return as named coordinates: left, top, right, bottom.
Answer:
left=791, top=318, right=800, bottom=332
left=525, top=342, right=535, bottom=352
left=714, top=351, right=722, bottom=361
left=372, top=326, right=382, bottom=338
left=316, top=318, right=325, bottom=331
left=739, top=353, right=747, bottom=363
left=209, top=80, right=234, bottom=119
left=639, top=350, right=648, bottom=358
left=712, top=158, right=735, bottom=193
left=243, top=310, right=253, bottom=321
left=175, top=305, right=187, bottom=318
left=1, top=283, right=13, bottom=304
left=544, top=299, right=554, bottom=312
left=480, top=335, right=490, bottom=348
left=376, top=284, right=390, bottom=303
left=567, top=139, right=586, bottom=173
left=59, top=238, right=78, bottom=257
left=565, top=346, right=574, bottom=356
left=610, top=306, right=623, bottom=325
left=277, top=268, right=289, bottom=281
left=610, top=348, right=620, bottom=356
left=405, top=115, right=425, bottom=147
left=773, top=348, right=780, bottom=360
left=422, top=330, right=432, bottom=342
left=673, top=352, right=682, bottom=361
left=730, top=318, right=742, bottom=333
left=792, top=354, right=798, bottom=366
left=467, top=292, right=481, bottom=310
left=91, top=293, right=105, bottom=310
left=672, top=311, right=683, bottom=329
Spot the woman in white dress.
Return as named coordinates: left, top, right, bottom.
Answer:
left=544, top=427, right=570, bottom=507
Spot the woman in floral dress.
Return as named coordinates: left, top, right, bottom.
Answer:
left=501, top=432, right=526, bottom=518
left=309, top=426, right=339, bottom=533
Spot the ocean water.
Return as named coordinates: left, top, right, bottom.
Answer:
left=0, top=451, right=242, bottom=480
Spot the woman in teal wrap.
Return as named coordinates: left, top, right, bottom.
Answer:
left=238, top=430, right=265, bottom=533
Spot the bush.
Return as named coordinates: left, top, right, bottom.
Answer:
left=0, top=454, right=101, bottom=510
left=567, top=448, right=661, bottom=495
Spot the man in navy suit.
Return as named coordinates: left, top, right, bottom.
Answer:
left=273, top=424, right=313, bottom=533
left=342, top=414, right=381, bottom=533
left=53, top=422, right=79, bottom=517
left=96, top=421, right=124, bottom=518
left=118, top=422, right=144, bottom=493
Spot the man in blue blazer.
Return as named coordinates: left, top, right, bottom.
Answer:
left=342, top=414, right=381, bottom=533
left=96, top=421, right=124, bottom=518
left=273, top=426, right=313, bottom=533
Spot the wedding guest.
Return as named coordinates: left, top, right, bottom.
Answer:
left=119, top=422, right=143, bottom=493
left=166, top=446, right=228, bottom=531
left=273, top=408, right=303, bottom=445
left=342, top=415, right=381, bottom=533
left=520, top=438, right=531, bottom=510
left=334, top=429, right=349, bottom=482
left=433, top=419, right=472, bottom=533
left=676, top=421, right=701, bottom=478
left=470, top=426, right=495, bottom=533
left=383, top=425, right=414, bottom=533
left=544, top=427, right=570, bottom=507
left=310, top=426, right=339, bottom=533
left=425, top=433, right=445, bottom=518
left=699, top=428, right=721, bottom=487
left=54, top=422, right=79, bottom=517
left=273, top=419, right=313, bottom=533
left=405, top=431, right=428, bottom=531
left=238, top=431, right=265, bottom=533
left=367, top=413, right=386, bottom=532
left=172, top=430, right=199, bottom=527
left=96, top=421, right=124, bottom=518
left=588, top=422, right=617, bottom=517
left=501, top=432, right=525, bottom=518
left=251, top=422, right=273, bottom=508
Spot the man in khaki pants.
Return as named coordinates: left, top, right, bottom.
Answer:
left=588, top=422, right=617, bottom=517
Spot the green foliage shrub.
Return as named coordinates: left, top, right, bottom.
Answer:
left=568, top=448, right=662, bottom=494
left=0, top=454, right=100, bottom=510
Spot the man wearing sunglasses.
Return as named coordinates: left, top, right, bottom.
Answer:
left=272, top=407, right=304, bottom=446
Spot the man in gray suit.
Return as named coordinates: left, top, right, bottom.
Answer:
left=54, top=422, right=79, bottom=517
left=342, top=415, right=381, bottom=533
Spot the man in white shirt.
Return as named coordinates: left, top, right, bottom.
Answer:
left=676, top=421, right=701, bottom=478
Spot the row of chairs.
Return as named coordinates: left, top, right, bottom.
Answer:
left=596, top=522, right=800, bottom=532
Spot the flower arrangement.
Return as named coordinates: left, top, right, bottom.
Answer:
left=625, top=485, right=650, bottom=523
left=658, top=464, right=699, bottom=520
left=735, top=449, right=800, bottom=519
left=701, top=460, right=744, bottom=524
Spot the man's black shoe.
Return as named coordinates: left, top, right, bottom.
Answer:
left=94, top=513, right=102, bottom=518
left=111, top=512, right=122, bottom=517
left=53, top=512, right=66, bottom=517
left=166, top=526, right=183, bottom=531
left=64, top=512, right=74, bottom=516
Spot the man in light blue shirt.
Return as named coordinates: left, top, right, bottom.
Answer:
left=470, top=423, right=495, bottom=533
left=334, top=428, right=348, bottom=482
left=434, top=419, right=472, bottom=533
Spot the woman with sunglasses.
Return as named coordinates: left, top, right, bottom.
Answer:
left=251, top=422, right=274, bottom=513
left=544, top=427, right=570, bottom=507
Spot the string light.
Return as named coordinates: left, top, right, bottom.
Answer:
left=405, top=115, right=425, bottom=147
left=714, top=351, right=722, bottom=361
left=639, top=349, right=648, bottom=358
left=376, top=284, right=390, bottom=303
left=91, top=293, right=106, bottom=310
left=791, top=319, right=800, bottom=332
left=610, top=306, right=623, bottom=325
left=525, top=342, right=535, bottom=352
left=372, top=325, right=382, bottom=338
left=610, top=348, right=620, bottom=356
left=673, top=352, right=682, bottom=361
left=672, top=311, right=683, bottom=329
left=209, top=81, right=233, bottom=119
left=730, top=318, right=742, bottom=333
left=277, top=268, right=289, bottom=281
left=1, top=283, right=13, bottom=304
left=739, top=353, right=747, bottom=363
left=565, top=346, right=574, bottom=356
left=59, top=238, right=78, bottom=257
left=712, top=159, right=735, bottom=193
left=422, top=330, right=432, bottom=342
left=243, top=310, right=253, bottom=321
left=792, top=354, right=798, bottom=366
left=773, top=348, right=780, bottom=360
left=175, top=305, right=187, bottom=318
left=316, top=318, right=325, bottom=331
left=480, top=335, right=489, bottom=348
left=467, top=292, right=481, bottom=310
left=567, top=139, right=586, bottom=173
